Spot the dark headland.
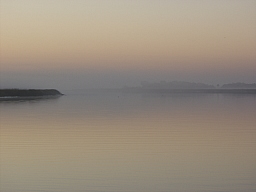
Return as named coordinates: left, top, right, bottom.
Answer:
left=0, top=89, right=63, bottom=99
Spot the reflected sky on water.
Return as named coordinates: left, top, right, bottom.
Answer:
left=1, top=91, right=256, bottom=192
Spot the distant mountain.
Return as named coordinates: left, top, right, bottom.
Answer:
left=140, top=81, right=215, bottom=89
left=122, top=81, right=256, bottom=94
left=221, top=83, right=256, bottom=89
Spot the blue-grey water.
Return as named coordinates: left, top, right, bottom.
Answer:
left=1, top=90, right=256, bottom=192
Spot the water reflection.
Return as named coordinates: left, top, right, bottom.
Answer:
left=1, top=90, right=256, bottom=192
left=0, top=95, right=62, bottom=103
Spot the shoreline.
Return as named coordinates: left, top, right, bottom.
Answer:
left=121, top=88, right=256, bottom=94
left=0, top=89, right=63, bottom=100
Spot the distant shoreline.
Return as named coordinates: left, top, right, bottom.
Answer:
left=121, top=88, right=256, bottom=94
left=0, top=89, right=63, bottom=100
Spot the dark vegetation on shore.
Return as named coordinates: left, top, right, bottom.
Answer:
left=0, top=89, right=63, bottom=97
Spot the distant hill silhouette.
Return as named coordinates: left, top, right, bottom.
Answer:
left=221, top=83, right=256, bottom=89
left=140, top=81, right=215, bottom=89
left=122, top=81, right=256, bottom=94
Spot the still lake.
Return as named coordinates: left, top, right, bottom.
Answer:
left=1, top=90, right=256, bottom=192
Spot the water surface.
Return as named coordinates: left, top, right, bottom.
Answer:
left=1, top=90, right=256, bottom=192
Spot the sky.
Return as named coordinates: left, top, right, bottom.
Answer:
left=1, top=0, right=256, bottom=90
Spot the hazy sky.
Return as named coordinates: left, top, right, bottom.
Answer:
left=1, top=0, right=256, bottom=89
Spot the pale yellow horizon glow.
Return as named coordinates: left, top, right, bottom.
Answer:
left=1, top=0, right=256, bottom=72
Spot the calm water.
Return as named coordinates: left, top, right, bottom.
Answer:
left=1, top=90, right=256, bottom=192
